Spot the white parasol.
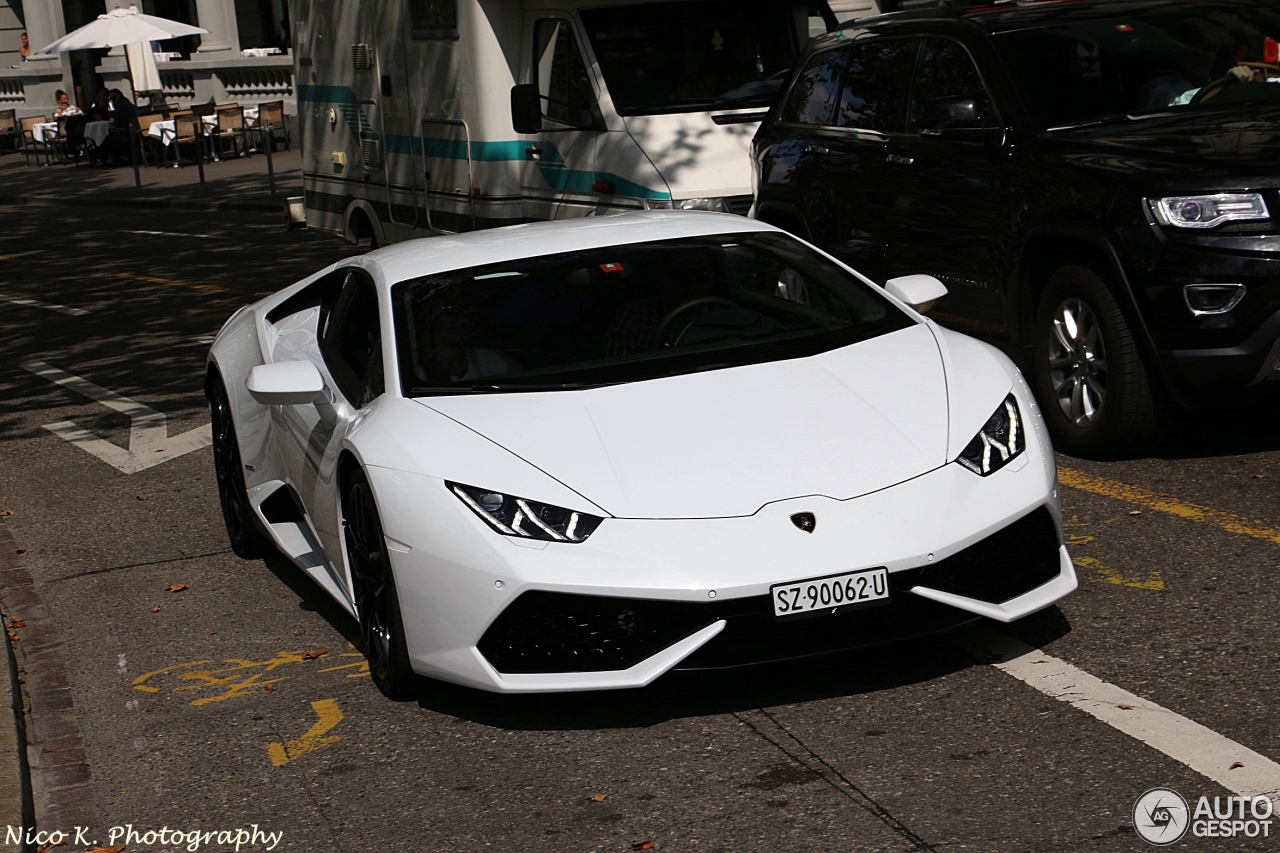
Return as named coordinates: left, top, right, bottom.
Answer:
left=37, top=4, right=206, bottom=94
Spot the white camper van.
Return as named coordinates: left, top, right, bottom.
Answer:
left=294, top=1, right=835, bottom=244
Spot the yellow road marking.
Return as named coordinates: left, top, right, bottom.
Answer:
left=318, top=652, right=371, bottom=678
left=132, top=650, right=354, bottom=704
left=267, top=699, right=343, bottom=766
left=132, top=660, right=212, bottom=693
left=113, top=272, right=233, bottom=294
left=1072, top=556, right=1164, bottom=591
left=0, top=255, right=11, bottom=262
left=1058, top=467, right=1280, bottom=546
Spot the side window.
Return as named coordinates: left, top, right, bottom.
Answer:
left=907, top=38, right=997, bottom=133
left=320, top=271, right=384, bottom=408
left=408, top=0, right=457, bottom=37
left=534, top=19, right=595, bottom=127
left=836, top=39, right=918, bottom=132
left=779, top=47, right=845, bottom=126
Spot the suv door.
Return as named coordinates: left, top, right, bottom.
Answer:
left=824, top=37, right=918, bottom=282
left=881, top=37, right=1007, bottom=335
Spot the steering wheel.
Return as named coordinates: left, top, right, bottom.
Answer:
left=1190, top=73, right=1243, bottom=105
left=651, top=297, right=738, bottom=348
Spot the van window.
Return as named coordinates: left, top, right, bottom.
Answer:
left=581, top=1, right=804, bottom=116
left=407, top=0, right=456, bottom=36
left=836, top=39, right=918, bottom=132
left=534, top=19, right=596, bottom=126
left=779, top=47, right=844, bottom=125
left=907, top=39, right=996, bottom=133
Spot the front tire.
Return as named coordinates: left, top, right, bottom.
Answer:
left=343, top=468, right=415, bottom=699
left=1031, top=265, right=1155, bottom=457
left=209, top=374, right=270, bottom=558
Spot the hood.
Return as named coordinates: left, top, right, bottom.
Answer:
left=418, top=324, right=949, bottom=519
left=1052, top=106, right=1280, bottom=172
left=621, top=111, right=759, bottom=198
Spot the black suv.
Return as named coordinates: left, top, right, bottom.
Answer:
left=751, top=0, right=1280, bottom=455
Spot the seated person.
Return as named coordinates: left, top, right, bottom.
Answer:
left=86, top=91, right=111, bottom=122
left=416, top=309, right=513, bottom=383
left=98, top=90, right=137, bottom=165
left=52, top=90, right=82, bottom=118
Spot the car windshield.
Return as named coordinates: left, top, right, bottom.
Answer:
left=391, top=232, right=912, bottom=395
left=580, top=2, right=815, bottom=115
left=992, top=8, right=1280, bottom=129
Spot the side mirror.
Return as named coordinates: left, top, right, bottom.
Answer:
left=246, top=361, right=328, bottom=406
left=885, top=274, right=948, bottom=313
left=511, top=84, right=543, bottom=134
left=920, top=96, right=1002, bottom=144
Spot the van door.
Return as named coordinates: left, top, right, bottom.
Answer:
left=520, top=14, right=600, bottom=221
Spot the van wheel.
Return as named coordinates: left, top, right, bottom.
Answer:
left=1032, top=265, right=1155, bottom=458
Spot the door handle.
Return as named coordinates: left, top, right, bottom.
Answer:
left=804, top=144, right=828, bottom=155
left=886, top=153, right=914, bottom=165
left=526, top=146, right=542, bottom=159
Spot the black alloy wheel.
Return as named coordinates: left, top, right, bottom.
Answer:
left=343, top=468, right=415, bottom=699
left=1032, top=265, right=1156, bottom=458
left=209, top=374, right=269, bottom=559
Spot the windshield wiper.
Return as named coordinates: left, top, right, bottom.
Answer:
left=407, top=382, right=604, bottom=396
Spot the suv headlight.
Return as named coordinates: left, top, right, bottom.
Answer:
left=956, top=395, right=1023, bottom=476
left=449, top=482, right=603, bottom=542
left=1149, top=193, right=1270, bottom=229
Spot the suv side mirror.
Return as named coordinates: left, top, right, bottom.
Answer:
left=511, top=84, right=543, bottom=134
left=920, top=96, right=1002, bottom=143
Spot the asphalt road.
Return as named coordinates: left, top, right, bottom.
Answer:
left=1, top=204, right=1279, bottom=852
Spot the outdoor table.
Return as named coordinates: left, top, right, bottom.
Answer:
left=31, top=121, right=58, bottom=143
left=84, top=120, right=112, bottom=148
left=240, top=47, right=282, bottom=58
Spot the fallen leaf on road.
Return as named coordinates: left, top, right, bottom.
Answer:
left=167, top=583, right=187, bottom=592
left=1117, top=704, right=1134, bottom=710
left=37, top=839, right=65, bottom=852
left=1254, top=474, right=1265, bottom=479
left=86, top=847, right=126, bottom=853
left=263, top=685, right=276, bottom=694
left=151, top=605, right=160, bottom=613
left=6, top=633, right=18, bottom=643
left=301, top=650, right=327, bottom=660
left=8, top=619, right=23, bottom=629
left=14, top=547, right=26, bottom=555
left=40, top=747, right=54, bottom=754
left=136, top=495, right=148, bottom=501
left=589, top=793, right=608, bottom=802
left=207, top=630, right=218, bottom=635
left=1157, top=493, right=1169, bottom=497
left=1127, top=510, right=1141, bottom=516
left=0, top=510, right=12, bottom=517
left=1230, top=761, right=1244, bottom=770
left=632, top=843, right=655, bottom=851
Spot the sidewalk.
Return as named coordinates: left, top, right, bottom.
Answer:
left=0, top=144, right=300, bottom=214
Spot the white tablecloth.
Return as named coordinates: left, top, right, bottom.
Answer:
left=31, top=122, right=57, bottom=143
left=84, top=121, right=112, bottom=147
left=148, top=114, right=218, bottom=146
left=240, top=47, right=283, bottom=58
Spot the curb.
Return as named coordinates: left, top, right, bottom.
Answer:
left=0, top=526, right=34, bottom=853
left=0, top=192, right=285, bottom=214
left=0, top=524, right=97, bottom=850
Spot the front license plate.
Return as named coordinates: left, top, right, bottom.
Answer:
left=771, top=568, right=889, bottom=620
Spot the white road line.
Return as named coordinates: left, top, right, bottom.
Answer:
left=188, top=335, right=217, bottom=345
left=968, top=631, right=1280, bottom=807
left=0, top=291, right=89, bottom=317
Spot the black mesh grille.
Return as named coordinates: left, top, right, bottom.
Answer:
left=915, top=507, right=1062, bottom=604
left=478, top=507, right=1062, bottom=674
left=727, top=195, right=754, bottom=216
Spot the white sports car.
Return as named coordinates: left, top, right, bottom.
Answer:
left=206, top=212, right=1076, bottom=698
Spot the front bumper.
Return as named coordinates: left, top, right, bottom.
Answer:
left=370, top=419, right=1071, bottom=693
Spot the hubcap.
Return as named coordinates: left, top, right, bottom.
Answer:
left=1047, top=297, right=1107, bottom=427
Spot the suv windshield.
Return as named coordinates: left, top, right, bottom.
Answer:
left=580, top=2, right=814, bottom=115
left=391, top=232, right=911, bottom=395
left=993, top=8, right=1280, bottom=129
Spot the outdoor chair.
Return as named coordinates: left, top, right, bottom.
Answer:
left=171, top=111, right=207, bottom=167
left=0, top=110, right=17, bottom=155
left=135, top=113, right=168, bottom=166
left=19, top=115, right=48, bottom=166
left=252, top=100, right=288, bottom=152
left=212, top=105, right=246, bottom=159
left=50, top=115, right=88, bottom=165
left=190, top=102, right=216, bottom=118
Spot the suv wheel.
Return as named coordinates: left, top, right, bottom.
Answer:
left=1032, top=265, right=1155, bottom=457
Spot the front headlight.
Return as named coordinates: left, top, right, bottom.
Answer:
left=1148, top=193, right=1270, bottom=229
left=956, top=395, right=1023, bottom=476
left=449, top=482, right=603, bottom=543
left=676, top=197, right=732, bottom=213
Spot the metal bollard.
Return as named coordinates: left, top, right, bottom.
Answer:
left=196, top=131, right=207, bottom=196
left=130, top=124, right=141, bottom=192
left=265, top=127, right=276, bottom=196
